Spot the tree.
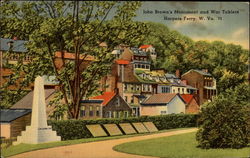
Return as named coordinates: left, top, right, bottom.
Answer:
left=215, top=68, right=246, bottom=93
left=0, top=1, right=148, bottom=119
left=183, top=40, right=211, bottom=70
left=196, top=83, right=250, bottom=149
left=142, top=22, right=194, bottom=73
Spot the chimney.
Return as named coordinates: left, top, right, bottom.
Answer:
left=175, top=69, right=180, bottom=78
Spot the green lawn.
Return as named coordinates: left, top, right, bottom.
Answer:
left=1, top=128, right=187, bottom=157
left=114, top=132, right=250, bottom=158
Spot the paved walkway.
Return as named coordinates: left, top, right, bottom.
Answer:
left=11, top=128, right=197, bottom=158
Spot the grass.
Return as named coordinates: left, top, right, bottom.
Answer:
left=1, top=128, right=188, bottom=157
left=114, top=132, right=250, bottom=158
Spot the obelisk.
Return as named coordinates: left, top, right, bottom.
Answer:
left=14, top=76, right=61, bottom=145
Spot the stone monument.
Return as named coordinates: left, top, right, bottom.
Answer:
left=14, top=76, right=61, bottom=145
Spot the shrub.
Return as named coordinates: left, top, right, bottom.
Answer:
left=48, top=114, right=198, bottom=140
left=196, top=84, right=249, bottom=149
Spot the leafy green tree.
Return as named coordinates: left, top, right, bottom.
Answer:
left=0, top=1, right=148, bottom=118
left=142, top=22, right=194, bottom=73
left=196, top=83, right=250, bottom=149
left=215, top=68, right=246, bottom=93
left=143, top=22, right=248, bottom=93
left=183, top=40, right=211, bottom=70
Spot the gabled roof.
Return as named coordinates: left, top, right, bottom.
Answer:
left=139, top=45, right=152, bottom=49
left=91, top=92, right=116, bottom=106
left=120, top=48, right=133, bottom=61
left=0, top=38, right=27, bottom=52
left=165, top=73, right=178, bottom=79
left=0, top=109, right=31, bottom=123
left=11, top=89, right=55, bottom=109
left=55, top=51, right=94, bottom=61
left=115, top=59, right=130, bottom=65
left=182, top=69, right=212, bottom=77
left=180, top=94, right=194, bottom=104
left=142, top=93, right=183, bottom=105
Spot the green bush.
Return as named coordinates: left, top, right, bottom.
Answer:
left=196, top=84, right=250, bottom=149
left=48, top=114, right=198, bottom=140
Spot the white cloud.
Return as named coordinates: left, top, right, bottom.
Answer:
left=232, top=27, right=249, bottom=39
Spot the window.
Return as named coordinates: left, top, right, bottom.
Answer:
left=124, top=84, right=127, bottom=91
left=79, top=106, right=86, bottom=117
left=131, top=96, right=134, bottom=104
left=182, top=88, right=184, bottom=93
left=136, top=85, right=140, bottom=91
left=116, top=98, right=120, bottom=107
left=118, top=111, right=122, bottom=118
left=178, top=88, right=180, bottom=93
left=124, top=111, right=128, bottom=118
left=142, top=65, right=145, bottom=69
left=131, top=85, right=134, bottom=91
left=173, top=89, right=175, bottom=93
left=113, top=111, right=117, bottom=118
left=146, top=65, right=149, bottom=69
left=96, top=106, right=100, bottom=116
left=107, top=111, right=112, bottom=118
left=147, top=85, right=150, bottom=91
left=89, top=106, right=93, bottom=116
left=142, top=84, right=146, bottom=91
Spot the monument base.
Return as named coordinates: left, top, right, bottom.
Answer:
left=13, top=125, right=61, bottom=145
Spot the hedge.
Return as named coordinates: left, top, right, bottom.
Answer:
left=48, top=114, right=199, bottom=140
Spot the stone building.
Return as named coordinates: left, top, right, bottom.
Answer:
left=80, top=91, right=132, bottom=119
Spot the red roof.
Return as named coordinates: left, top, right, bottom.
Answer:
left=115, top=59, right=130, bottom=65
left=139, top=45, right=152, bottom=49
left=180, top=94, right=194, bottom=104
left=91, top=92, right=116, bottom=106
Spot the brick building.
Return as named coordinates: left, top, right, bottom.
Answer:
left=180, top=94, right=200, bottom=114
left=181, top=69, right=217, bottom=105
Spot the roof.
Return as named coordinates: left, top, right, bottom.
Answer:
left=0, top=38, right=27, bottom=52
left=11, top=89, right=55, bottom=109
left=55, top=51, right=94, bottom=61
left=180, top=94, right=194, bottom=104
left=139, top=45, right=152, bottom=49
left=81, top=100, right=103, bottom=104
left=115, top=59, right=130, bottom=65
left=131, top=48, right=147, bottom=56
left=91, top=92, right=116, bottom=106
left=120, top=48, right=133, bottom=61
left=165, top=73, right=178, bottom=79
left=142, top=93, right=179, bottom=105
left=0, top=109, right=31, bottom=123
left=182, top=69, right=212, bottom=77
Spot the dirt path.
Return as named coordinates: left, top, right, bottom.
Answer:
left=10, top=128, right=197, bottom=158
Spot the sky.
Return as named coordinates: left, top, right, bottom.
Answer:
left=134, top=2, right=249, bottom=50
